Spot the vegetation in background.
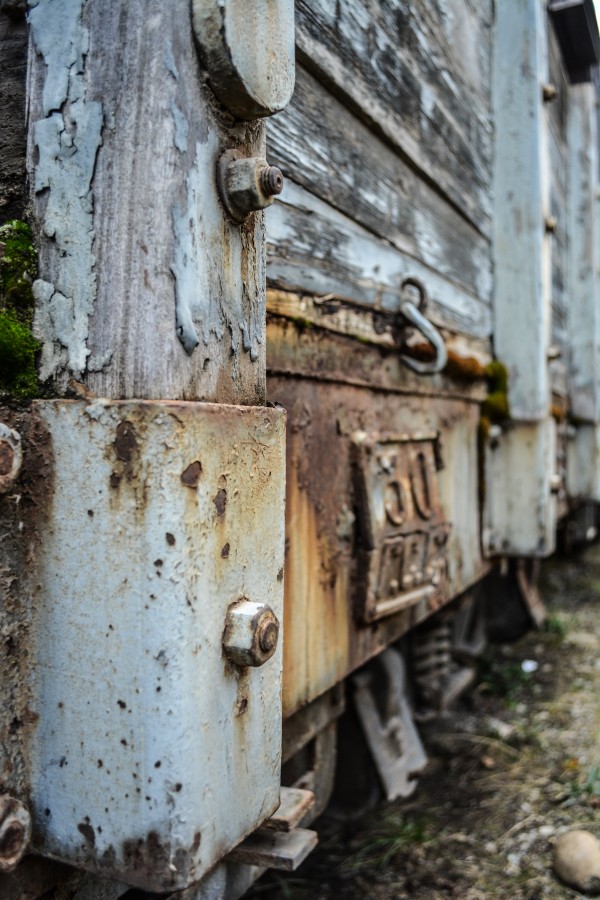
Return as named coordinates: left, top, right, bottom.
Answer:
left=0, top=220, right=39, bottom=399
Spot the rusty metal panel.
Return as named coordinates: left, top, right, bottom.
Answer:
left=24, top=400, right=286, bottom=892
left=266, top=332, right=489, bottom=717
left=351, top=431, right=450, bottom=622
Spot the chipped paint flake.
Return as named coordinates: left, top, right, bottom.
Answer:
left=172, top=137, right=262, bottom=362
left=171, top=103, right=189, bottom=154
left=164, top=41, right=179, bottom=80
left=29, top=0, right=103, bottom=381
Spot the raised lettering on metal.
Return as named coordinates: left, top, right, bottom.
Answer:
left=352, top=431, right=450, bottom=622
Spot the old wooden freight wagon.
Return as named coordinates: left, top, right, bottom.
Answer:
left=0, top=0, right=599, bottom=896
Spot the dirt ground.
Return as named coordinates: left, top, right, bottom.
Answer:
left=248, top=544, right=600, bottom=899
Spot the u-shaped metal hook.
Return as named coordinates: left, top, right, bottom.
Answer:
left=399, top=279, right=447, bottom=375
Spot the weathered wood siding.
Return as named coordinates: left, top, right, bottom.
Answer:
left=266, top=0, right=494, bottom=340
left=27, top=0, right=267, bottom=403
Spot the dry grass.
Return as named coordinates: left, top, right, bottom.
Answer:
left=248, top=543, right=600, bottom=899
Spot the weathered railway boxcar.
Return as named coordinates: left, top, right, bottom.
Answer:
left=0, top=1, right=599, bottom=898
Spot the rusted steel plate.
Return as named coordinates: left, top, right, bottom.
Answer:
left=23, top=401, right=286, bottom=891
left=266, top=359, right=489, bottom=717
left=351, top=430, right=450, bottom=622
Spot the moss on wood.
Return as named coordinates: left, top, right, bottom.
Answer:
left=0, top=220, right=39, bottom=399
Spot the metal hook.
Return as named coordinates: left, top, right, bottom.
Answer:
left=398, top=279, right=447, bottom=375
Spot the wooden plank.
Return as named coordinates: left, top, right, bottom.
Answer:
left=266, top=181, right=492, bottom=340
left=267, top=64, right=492, bottom=304
left=263, top=787, right=315, bottom=833
left=229, top=828, right=318, bottom=871
left=27, top=0, right=267, bottom=402
left=295, top=0, right=494, bottom=233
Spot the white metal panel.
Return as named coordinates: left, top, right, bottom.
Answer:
left=487, top=0, right=557, bottom=556
left=27, top=400, right=286, bottom=892
left=567, top=424, right=600, bottom=501
left=483, top=419, right=557, bottom=558
left=566, top=82, right=600, bottom=503
left=492, top=0, right=551, bottom=422
left=568, top=83, right=600, bottom=423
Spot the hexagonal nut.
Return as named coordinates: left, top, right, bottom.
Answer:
left=223, top=599, right=280, bottom=667
left=218, top=150, right=283, bottom=223
left=0, top=424, right=22, bottom=495
left=0, top=795, right=31, bottom=873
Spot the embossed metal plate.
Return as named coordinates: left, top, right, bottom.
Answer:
left=352, top=431, right=450, bottom=622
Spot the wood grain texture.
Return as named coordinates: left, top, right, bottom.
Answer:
left=27, top=0, right=267, bottom=403
left=294, top=0, right=494, bottom=234
left=266, top=180, right=491, bottom=339
left=0, top=2, right=28, bottom=220
left=267, top=64, right=492, bottom=305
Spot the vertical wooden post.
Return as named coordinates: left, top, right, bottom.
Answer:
left=27, top=0, right=268, bottom=404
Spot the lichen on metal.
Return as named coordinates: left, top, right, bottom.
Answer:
left=28, top=0, right=103, bottom=382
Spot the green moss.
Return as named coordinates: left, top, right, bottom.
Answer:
left=0, top=220, right=39, bottom=399
left=481, top=360, right=510, bottom=422
left=0, top=310, right=40, bottom=399
left=478, top=361, right=510, bottom=511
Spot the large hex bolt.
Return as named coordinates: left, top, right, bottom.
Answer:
left=0, top=796, right=31, bottom=872
left=217, top=149, right=284, bottom=224
left=223, top=599, right=280, bottom=667
left=0, top=424, right=22, bottom=495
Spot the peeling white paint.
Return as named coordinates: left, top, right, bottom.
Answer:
left=164, top=40, right=180, bottom=80
left=171, top=103, right=189, bottom=153
left=172, top=136, right=225, bottom=355
left=171, top=137, right=262, bottom=362
left=29, top=0, right=103, bottom=381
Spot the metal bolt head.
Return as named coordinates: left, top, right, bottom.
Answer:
left=223, top=599, right=280, bottom=667
left=0, top=796, right=31, bottom=872
left=217, top=150, right=284, bottom=224
left=542, top=82, right=557, bottom=102
left=0, top=424, right=22, bottom=495
left=545, top=215, right=558, bottom=234
left=260, top=166, right=284, bottom=197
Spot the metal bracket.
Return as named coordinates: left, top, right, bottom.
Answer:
left=399, top=278, right=448, bottom=375
left=353, top=649, right=427, bottom=800
left=192, top=0, right=295, bottom=120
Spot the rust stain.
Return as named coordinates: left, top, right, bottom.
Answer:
left=267, top=375, right=489, bottom=718
left=0, top=441, right=14, bottom=477
left=114, top=420, right=138, bottom=464
left=77, top=821, right=96, bottom=848
left=213, top=488, right=227, bottom=516
left=180, top=460, right=202, bottom=488
left=0, top=405, right=54, bottom=799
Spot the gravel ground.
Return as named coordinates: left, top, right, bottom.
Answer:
left=248, top=543, right=600, bottom=899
